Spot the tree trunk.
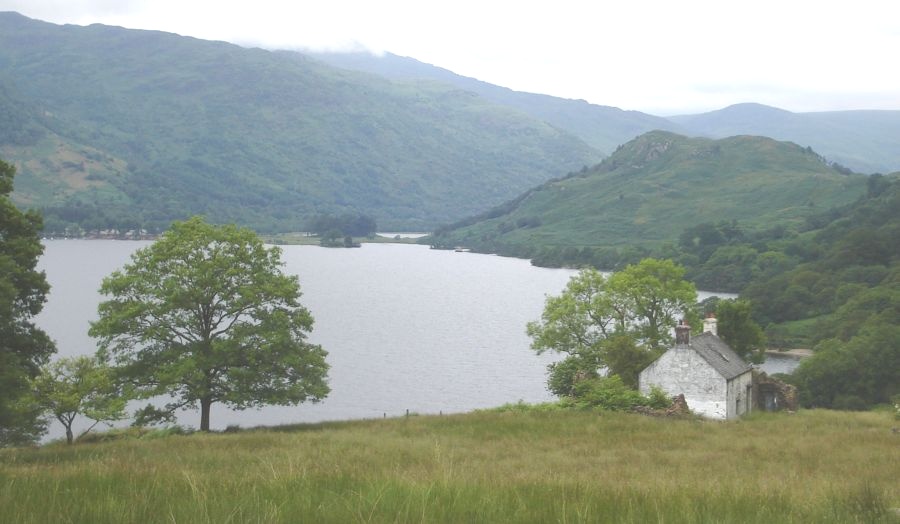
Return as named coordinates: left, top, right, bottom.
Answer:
left=200, top=397, right=212, bottom=432
left=65, top=426, right=74, bottom=445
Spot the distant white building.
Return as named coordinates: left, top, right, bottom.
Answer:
left=638, top=316, right=753, bottom=420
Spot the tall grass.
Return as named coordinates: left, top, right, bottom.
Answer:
left=2, top=409, right=897, bottom=522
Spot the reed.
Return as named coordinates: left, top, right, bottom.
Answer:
left=1, top=409, right=897, bottom=523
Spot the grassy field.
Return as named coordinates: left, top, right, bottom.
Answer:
left=1, top=409, right=897, bottom=523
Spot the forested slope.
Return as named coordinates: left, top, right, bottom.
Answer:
left=0, top=12, right=602, bottom=232
left=429, top=131, right=866, bottom=256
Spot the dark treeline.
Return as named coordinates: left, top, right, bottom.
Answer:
left=307, top=213, right=377, bottom=237
left=40, top=200, right=169, bottom=237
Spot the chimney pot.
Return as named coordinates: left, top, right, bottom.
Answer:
left=703, top=313, right=718, bottom=336
left=675, top=319, right=691, bottom=345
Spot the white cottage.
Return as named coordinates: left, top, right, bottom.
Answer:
left=638, top=317, right=753, bottom=420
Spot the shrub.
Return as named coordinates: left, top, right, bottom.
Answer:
left=141, top=425, right=192, bottom=439
left=489, top=401, right=565, bottom=413
left=546, top=354, right=601, bottom=397
left=646, top=385, right=672, bottom=409
left=566, top=376, right=647, bottom=411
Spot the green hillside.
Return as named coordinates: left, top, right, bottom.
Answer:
left=0, top=13, right=602, bottom=232
left=310, top=51, right=680, bottom=155
left=0, top=83, right=134, bottom=214
left=430, top=131, right=867, bottom=254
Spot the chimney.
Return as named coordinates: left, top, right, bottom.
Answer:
left=675, top=319, right=690, bottom=345
left=703, top=313, right=718, bottom=336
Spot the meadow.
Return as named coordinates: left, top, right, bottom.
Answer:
left=1, top=409, right=897, bottom=523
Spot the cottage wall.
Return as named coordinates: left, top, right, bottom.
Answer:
left=726, top=371, right=753, bottom=419
left=639, top=346, right=728, bottom=419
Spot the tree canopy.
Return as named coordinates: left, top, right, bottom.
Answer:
left=715, top=299, right=767, bottom=363
left=527, top=259, right=697, bottom=396
left=609, top=258, right=698, bottom=351
left=89, top=216, right=330, bottom=431
left=0, top=157, right=55, bottom=446
left=790, top=323, right=899, bottom=410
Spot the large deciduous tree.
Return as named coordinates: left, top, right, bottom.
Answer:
left=527, top=259, right=696, bottom=396
left=0, top=158, right=54, bottom=446
left=89, top=216, right=330, bottom=431
left=527, top=268, right=626, bottom=360
left=607, top=258, right=697, bottom=351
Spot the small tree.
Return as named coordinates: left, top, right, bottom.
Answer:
left=601, top=334, right=660, bottom=389
left=528, top=259, right=696, bottom=396
left=320, top=229, right=342, bottom=247
left=716, top=299, right=766, bottom=362
left=89, top=216, right=330, bottom=431
left=32, top=356, right=126, bottom=444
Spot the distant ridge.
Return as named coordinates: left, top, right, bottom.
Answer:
left=670, top=103, right=900, bottom=174
left=671, top=103, right=794, bottom=129
left=308, top=51, right=681, bottom=155
left=312, top=51, right=900, bottom=175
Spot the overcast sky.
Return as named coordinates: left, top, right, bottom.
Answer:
left=3, top=0, right=899, bottom=115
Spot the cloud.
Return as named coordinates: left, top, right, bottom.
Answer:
left=2, top=0, right=899, bottom=113
left=0, top=0, right=145, bottom=22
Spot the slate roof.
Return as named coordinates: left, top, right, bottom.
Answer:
left=689, top=332, right=752, bottom=380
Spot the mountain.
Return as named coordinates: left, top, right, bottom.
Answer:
left=308, top=54, right=900, bottom=176
left=0, top=12, right=603, bottom=232
left=308, top=51, right=681, bottom=155
left=670, top=103, right=900, bottom=174
left=429, top=131, right=868, bottom=254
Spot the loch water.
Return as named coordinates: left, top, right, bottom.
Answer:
left=35, top=240, right=755, bottom=440
left=36, top=240, right=576, bottom=438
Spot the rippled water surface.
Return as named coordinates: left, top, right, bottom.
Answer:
left=36, top=240, right=577, bottom=437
